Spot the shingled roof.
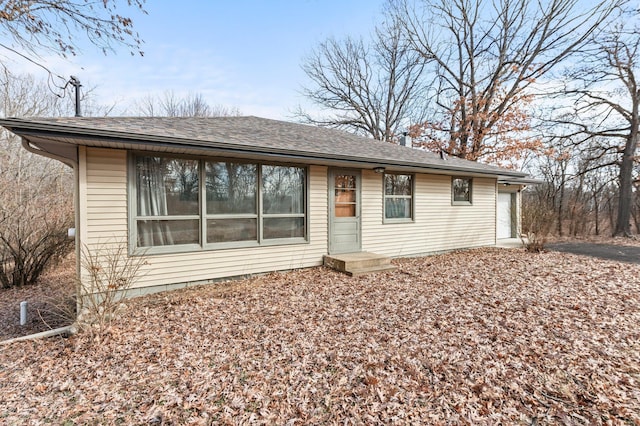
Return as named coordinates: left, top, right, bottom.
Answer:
left=0, top=115, right=527, bottom=178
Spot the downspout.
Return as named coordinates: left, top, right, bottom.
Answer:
left=19, top=139, right=80, bottom=339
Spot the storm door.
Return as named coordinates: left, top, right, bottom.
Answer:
left=329, top=169, right=361, bottom=254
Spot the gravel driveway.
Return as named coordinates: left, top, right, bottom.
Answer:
left=546, top=242, right=640, bottom=264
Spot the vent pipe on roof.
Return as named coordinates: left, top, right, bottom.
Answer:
left=399, top=132, right=411, bottom=147
left=69, top=76, right=82, bottom=117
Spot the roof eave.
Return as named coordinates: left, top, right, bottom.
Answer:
left=1, top=119, right=528, bottom=179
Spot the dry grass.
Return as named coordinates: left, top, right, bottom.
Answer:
left=0, top=247, right=639, bottom=424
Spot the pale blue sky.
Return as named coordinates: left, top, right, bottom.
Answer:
left=28, top=1, right=386, bottom=119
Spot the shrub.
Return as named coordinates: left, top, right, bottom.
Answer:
left=77, top=240, right=147, bottom=341
left=521, top=192, right=554, bottom=252
left=0, top=159, right=74, bottom=288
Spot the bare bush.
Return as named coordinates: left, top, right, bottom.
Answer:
left=521, top=192, right=555, bottom=252
left=0, top=70, right=79, bottom=288
left=0, top=145, right=74, bottom=288
left=78, top=240, right=147, bottom=341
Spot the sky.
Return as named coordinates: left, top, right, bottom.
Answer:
left=9, top=0, right=386, bottom=120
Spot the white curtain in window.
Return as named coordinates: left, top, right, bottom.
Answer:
left=137, top=157, right=174, bottom=246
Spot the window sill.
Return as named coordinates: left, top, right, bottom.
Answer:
left=383, top=218, right=415, bottom=224
left=452, top=201, right=472, bottom=206
left=131, top=238, right=309, bottom=256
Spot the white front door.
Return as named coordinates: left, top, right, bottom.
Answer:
left=329, top=169, right=361, bottom=254
left=497, top=192, right=513, bottom=239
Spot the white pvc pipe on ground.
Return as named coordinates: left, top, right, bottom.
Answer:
left=20, top=301, right=27, bottom=326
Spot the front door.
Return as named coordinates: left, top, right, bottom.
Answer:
left=329, top=169, right=361, bottom=254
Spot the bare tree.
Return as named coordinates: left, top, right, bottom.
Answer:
left=551, top=9, right=639, bottom=237
left=389, top=0, right=620, bottom=163
left=0, top=71, right=76, bottom=287
left=133, top=91, right=241, bottom=117
left=298, top=16, right=426, bottom=142
left=0, top=1, right=145, bottom=84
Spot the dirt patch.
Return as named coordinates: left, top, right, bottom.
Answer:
left=0, top=255, right=76, bottom=341
left=1, top=248, right=638, bottom=424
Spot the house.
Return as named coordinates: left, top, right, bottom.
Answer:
left=0, top=116, right=534, bottom=295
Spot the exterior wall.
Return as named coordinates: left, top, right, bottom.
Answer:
left=79, top=147, right=499, bottom=294
left=361, top=170, right=497, bottom=257
left=81, top=147, right=328, bottom=293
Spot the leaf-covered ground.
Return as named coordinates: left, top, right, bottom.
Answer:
left=1, top=248, right=639, bottom=424
left=0, top=255, right=76, bottom=341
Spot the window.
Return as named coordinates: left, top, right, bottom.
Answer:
left=131, top=154, right=307, bottom=252
left=135, top=156, right=200, bottom=247
left=205, top=162, right=258, bottom=243
left=452, top=177, right=472, bottom=204
left=334, top=174, right=357, bottom=217
left=384, top=173, right=413, bottom=221
left=262, top=165, right=306, bottom=239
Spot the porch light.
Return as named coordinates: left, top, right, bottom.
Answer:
left=373, top=167, right=385, bottom=174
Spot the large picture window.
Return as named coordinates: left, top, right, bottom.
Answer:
left=132, top=154, right=307, bottom=252
left=384, top=173, right=413, bottom=221
left=452, top=177, right=472, bottom=204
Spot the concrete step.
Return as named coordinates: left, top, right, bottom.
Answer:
left=346, top=264, right=397, bottom=277
left=324, top=252, right=395, bottom=276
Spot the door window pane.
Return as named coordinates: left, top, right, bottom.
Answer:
left=335, top=204, right=356, bottom=217
left=335, top=188, right=356, bottom=203
left=334, top=174, right=357, bottom=217
left=206, top=162, right=257, bottom=214
left=262, top=166, right=305, bottom=214
left=335, top=175, right=356, bottom=189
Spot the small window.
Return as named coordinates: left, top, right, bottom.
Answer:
left=384, top=173, right=413, bottom=221
left=452, top=177, right=472, bottom=204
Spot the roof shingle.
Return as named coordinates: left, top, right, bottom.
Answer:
left=0, top=115, right=527, bottom=177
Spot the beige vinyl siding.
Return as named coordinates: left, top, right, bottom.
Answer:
left=85, top=148, right=128, bottom=244
left=361, top=170, right=496, bottom=256
left=82, top=147, right=328, bottom=291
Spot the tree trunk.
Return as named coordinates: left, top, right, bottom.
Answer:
left=557, top=169, right=566, bottom=236
left=613, top=94, right=639, bottom=237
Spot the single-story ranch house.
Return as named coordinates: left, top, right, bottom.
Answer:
left=0, top=116, right=534, bottom=295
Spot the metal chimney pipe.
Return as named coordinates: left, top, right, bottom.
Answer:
left=70, top=76, right=82, bottom=117
left=400, top=132, right=411, bottom=147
